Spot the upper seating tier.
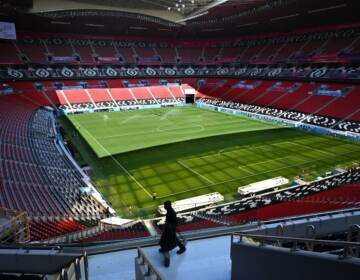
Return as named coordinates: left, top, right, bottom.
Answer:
left=1, top=25, right=358, bottom=66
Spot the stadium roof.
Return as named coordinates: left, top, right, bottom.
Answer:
left=69, top=0, right=227, bottom=18
left=0, top=0, right=359, bottom=38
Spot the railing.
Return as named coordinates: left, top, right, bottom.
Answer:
left=0, top=208, right=30, bottom=244
left=56, top=251, right=89, bottom=280
left=232, top=230, right=360, bottom=259
left=136, top=247, right=165, bottom=280
left=36, top=219, right=148, bottom=244
left=0, top=208, right=20, bottom=217
left=37, top=222, right=115, bottom=244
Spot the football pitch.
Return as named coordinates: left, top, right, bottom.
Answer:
left=61, top=106, right=360, bottom=218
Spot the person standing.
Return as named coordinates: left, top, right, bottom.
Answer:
left=159, top=200, right=186, bottom=267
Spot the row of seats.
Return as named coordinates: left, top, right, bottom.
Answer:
left=153, top=168, right=360, bottom=232
left=1, top=26, right=359, bottom=64
left=204, top=168, right=360, bottom=217
left=59, top=98, right=185, bottom=111
left=200, top=97, right=360, bottom=133
left=197, top=80, right=360, bottom=122
left=29, top=218, right=87, bottom=241
left=4, top=78, right=359, bottom=127
left=51, top=78, right=360, bottom=123
left=226, top=184, right=360, bottom=224
left=0, top=93, right=109, bottom=241
left=6, top=78, right=358, bottom=124
left=1, top=78, right=359, bottom=242
left=77, top=221, right=149, bottom=243
left=56, top=85, right=186, bottom=107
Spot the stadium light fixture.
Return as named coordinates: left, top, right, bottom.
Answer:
left=201, top=28, right=224, bottom=32
left=84, top=23, right=104, bottom=27
left=175, top=0, right=229, bottom=22
left=236, top=22, right=258, bottom=28
left=50, top=21, right=71, bottom=25
left=129, top=26, right=148, bottom=30
left=271, top=13, right=299, bottom=21
left=164, top=0, right=215, bottom=15
left=308, top=4, right=347, bottom=14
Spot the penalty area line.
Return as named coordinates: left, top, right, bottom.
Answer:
left=177, top=160, right=215, bottom=184
left=282, top=141, right=333, bottom=157
left=159, top=149, right=360, bottom=200
left=75, top=122, right=153, bottom=199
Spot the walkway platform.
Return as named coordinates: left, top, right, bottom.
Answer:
left=89, top=235, right=231, bottom=280
left=138, top=235, right=231, bottom=280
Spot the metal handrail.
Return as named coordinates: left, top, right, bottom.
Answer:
left=0, top=210, right=30, bottom=244
left=36, top=223, right=108, bottom=244
left=232, top=232, right=360, bottom=259
left=346, top=224, right=360, bottom=258
left=232, top=232, right=360, bottom=248
left=2, top=207, right=360, bottom=255
left=56, top=251, right=89, bottom=280
left=137, top=247, right=165, bottom=280
left=256, top=207, right=360, bottom=227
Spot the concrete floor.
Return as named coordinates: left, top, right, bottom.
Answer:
left=89, top=235, right=231, bottom=280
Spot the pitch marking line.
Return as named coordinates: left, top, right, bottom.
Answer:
left=177, top=160, right=215, bottom=184
left=244, top=155, right=302, bottom=169
left=237, top=165, right=255, bottom=175
left=283, top=141, right=333, bottom=157
left=119, top=115, right=139, bottom=125
left=96, top=113, right=266, bottom=140
left=97, top=121, right=260, bottom=140
left=238, top=155, right=304, bottom=176
left=183, top=142, right=296, bottom=162
left=158, top=149, right=360, bottom=199
left=74, top=121, right=153, bottom=199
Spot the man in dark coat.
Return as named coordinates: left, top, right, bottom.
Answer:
left=159, top=200, right=186, bottom=267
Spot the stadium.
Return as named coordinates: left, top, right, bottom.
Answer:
left=0, top=0, right=360, bottom=279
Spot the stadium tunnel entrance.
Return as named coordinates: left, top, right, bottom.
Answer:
left=185, top=94, right=195, bottom=104
left=184, top=88, right=196, bottom=104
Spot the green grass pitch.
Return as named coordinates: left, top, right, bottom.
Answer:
left=61, top=106, right=360, bottom=218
